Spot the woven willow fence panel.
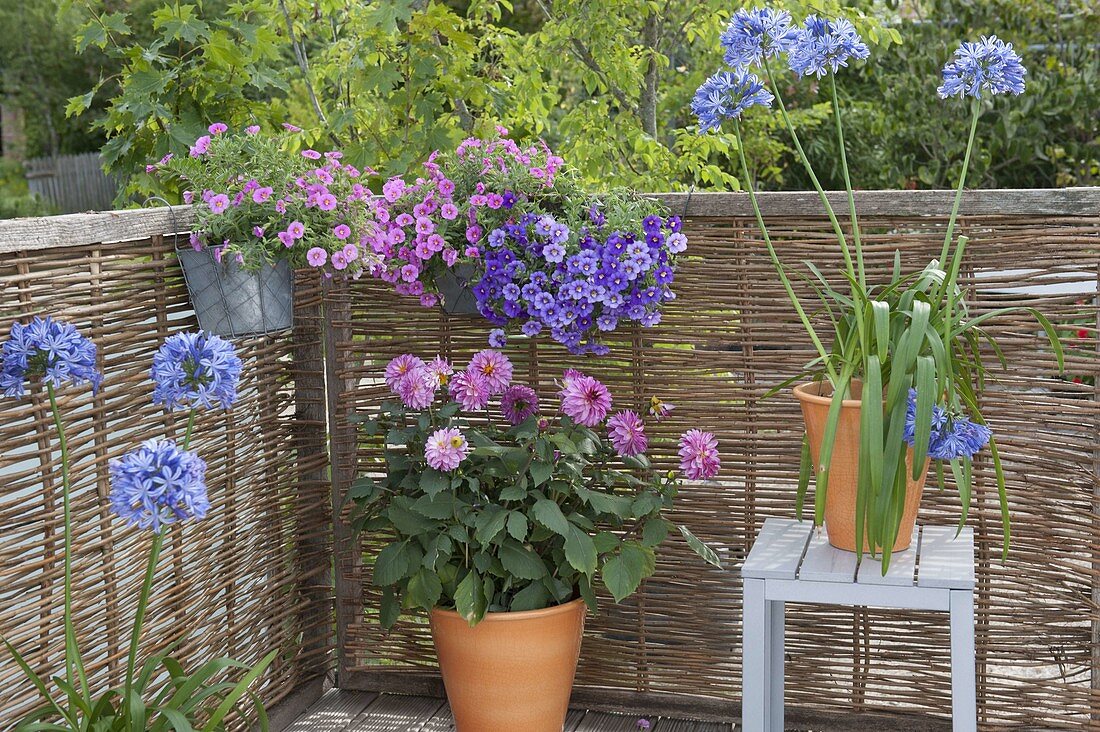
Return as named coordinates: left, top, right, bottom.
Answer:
left=0, top=224, right=331, bottom=729
left=329, top=190, right=1100, bottom=729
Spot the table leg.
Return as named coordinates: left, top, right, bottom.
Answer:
left=743, top=578, right=770, bottom=731
left=769, top=599, right=785, bottom=732
left=950, top=590, right=977, bottom=732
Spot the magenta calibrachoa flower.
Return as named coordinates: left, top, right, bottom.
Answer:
left=678, top=429, right=721, bottom=481
left=424, top=427, right=469, bottom=471
left=560, top=372, right=612, bottom=427
left=607, top=410, right=647, bottom=457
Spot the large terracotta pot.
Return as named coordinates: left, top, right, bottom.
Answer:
left=430, top=598, right=586, bottom=732
left=794, top=381, right=929, bottom=553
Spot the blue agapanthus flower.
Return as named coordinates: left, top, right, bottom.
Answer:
left=109, top=439, right=209, bottom=532
left=938, top=35, right=1027, bottom=100
left=787, top=15, right=870, bottom=77
left=151, top=331, right=242, bottom=411
left=692, top=70, right=774, bottom=133
left=1, top=317, right=101, bottom=398
left=720, top=7, right=799, bottom=70
left=904, top=389, right=991, bottom=460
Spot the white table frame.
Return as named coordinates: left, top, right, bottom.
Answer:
left=741, top=518, right=976, bottom=732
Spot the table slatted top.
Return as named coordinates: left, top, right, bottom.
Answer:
left=742, top=518, right=974, bottom=590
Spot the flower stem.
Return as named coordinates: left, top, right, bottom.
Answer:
left=124, top=409, right=194, bottom=711
left=828, top=72, right=865, bottom=290
left=762, top=57, right=856, bottom=282
left=734, top=122, right=838, bottom=386
left=939, top=98, right=981, bottom=268
left=46, top=384, right=89, bottom=699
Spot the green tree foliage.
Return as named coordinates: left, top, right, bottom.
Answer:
left=58, top=0, right=1097, bottom=199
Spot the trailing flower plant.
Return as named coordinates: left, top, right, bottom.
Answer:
left=361, top=130, right=687, bottom=354
left=156, top=123, right=380, bottom=278
left=694, top=9, right=1063, bottom=567
left=352, top=351, right=721, bottom=626
left=1, top=319, right=275, bottom=731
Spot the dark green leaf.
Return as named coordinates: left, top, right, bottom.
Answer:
left=499, top=539, right=547, bottom=580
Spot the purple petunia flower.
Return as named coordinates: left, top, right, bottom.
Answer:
left=109, top=439, right=208, bottom=533
left=560, top=372, right=612, bottom=427
left=608, top=410, right=647, bottom=457
left=500, top=384, right=539, bottom=425
left=488, top=328, right=508, bottom=348
left=1, top=317, right=101, bottom=397
left=151, top=331, right=241, bottom=411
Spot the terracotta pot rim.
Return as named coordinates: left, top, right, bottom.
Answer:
left=793, top=380, right=867, bottom=409
left=430, top=597, right=585, bottom=623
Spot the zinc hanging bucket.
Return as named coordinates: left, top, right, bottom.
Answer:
left=436, top=264, right=481, bottom=316
left=176, top=247, right=294, bottom=338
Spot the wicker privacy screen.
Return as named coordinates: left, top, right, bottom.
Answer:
left=327, top=189, right=1100, bottom=729
left=0, top=214, right=331, bottom=730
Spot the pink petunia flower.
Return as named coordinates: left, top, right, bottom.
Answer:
left=189, top=135, right=212, bottom=157
left=283, top=122, right=302, bottom=132
left=246, top=125, right=261, bottom=135
left=288, top=221, right=306, bottom=239
left=331, top=251, right=348, bottom=271
left=442, top=248, right=459, bottom=266
left=449, top=370, right=492, bottom=411
left=252, top=186, right=273, bottom=203
left=560, top=374, right=612, bottom=427
left=440, top=203, right=459, bottom=220
left=318, top=193, right=338, bottom=211
left=342, top=243, right=359, bottom=261
left=301, top=149, right=322, bottom=160
left=607, top=410, right=647, bottom=457
left=400, top=264, right=419, bottom=282
left=468, top=350, right=513, bottom=394
left=278, top=231, right=295, bottom=248
left=333, top=224, right=352, bottom=240
left=208, top=122, right=228, bottom=135
left=678, top=429, right=720, bottom=480
left=182, top=190, right=195, bottom=204
left=253, top=225, right=265, bottom=238
left=385, top=354, right=427, bottom=391
left=419, top=293, right=438, bottom=308
left=424, top=427, right=469, bottom=472
left=306, top=247, right=328, bottom=267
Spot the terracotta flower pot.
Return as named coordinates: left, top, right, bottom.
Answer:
left=430, top=598, right=586, bottom=732
left=794, top=381, right=929, bottom=553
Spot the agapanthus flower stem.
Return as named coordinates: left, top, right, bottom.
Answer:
left=733, top=122, right=839, bottom=386
left=762, top=57, right=856, bottom=279
left=939, top=99, right=982, bottom=270
left=46, top=384, right=90, bottom=699
left=827, top=72, right=866, bottom=290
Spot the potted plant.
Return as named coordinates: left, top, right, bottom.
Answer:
left=154, top=124, right=381, bottom=337
left=1, top=319, right=275, bottom=730
left=351, top=350, right=721, bottom=732
left=693, top=9, right=1062, bottom=566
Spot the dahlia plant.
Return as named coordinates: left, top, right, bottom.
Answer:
left=352, top=350, right=721, bottom=627
left=694, top=8, right=1062, bottom=566
left=155, top=123, right=380, bottom=278
left=1, top=319, right=274, bottom=731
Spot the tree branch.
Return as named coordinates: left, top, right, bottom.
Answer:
left=533, top=0, right=638, bottom=117
left=278, top=0, right=341, bottom=146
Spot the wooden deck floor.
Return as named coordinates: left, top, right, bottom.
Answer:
left=285, top=689, right=738, bottom=732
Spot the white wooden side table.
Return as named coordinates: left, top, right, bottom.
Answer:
left=741, top=517, right=976, bottom=732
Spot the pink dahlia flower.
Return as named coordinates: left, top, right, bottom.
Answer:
left=425, top=427, right=469, bottom=472
left=426, top=357, right=453, bottom=386
left=561, top=374, right=612, bottom=427
left=468, top=349, right=513, bottom=395
left=450, top=370, right=491, bottom=411
left=396, top=367, right=437, bottom=409
left=500, top=384, right=539, bottom=425
left=678, top=429, right=720, bottom=480
left=607, top=410, right=647, bottom=457
left=385, top=354, right=427, bottom=391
